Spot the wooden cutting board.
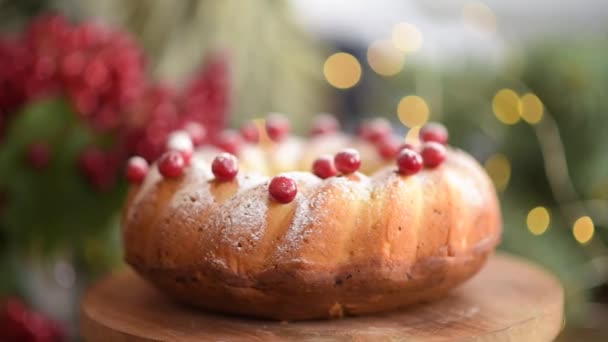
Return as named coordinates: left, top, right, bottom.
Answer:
left=80, top=253, right=564, bottom=341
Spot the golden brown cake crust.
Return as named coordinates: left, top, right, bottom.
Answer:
left=122, top=148, right=501, bottom=320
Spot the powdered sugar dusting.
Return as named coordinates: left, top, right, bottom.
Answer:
left=278, top=173, right=371, bottom=255
left=167, top=182, right=213, bottom=223
left=280, top=190, right=325, bottom=255
left=211, top=174, right=270, bottom=250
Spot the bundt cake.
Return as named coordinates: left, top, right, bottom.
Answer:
left=122, top=115, right=502, bottom=321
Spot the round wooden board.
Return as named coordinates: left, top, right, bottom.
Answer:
left=81, top=254, right=564, bottom=341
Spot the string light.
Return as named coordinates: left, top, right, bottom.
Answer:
left=462, top=1, right=497, bottom=34
left=484, top=154, right=511, bottom=191
left=323, top=52, right=362, bottom=89
left=367, top=39, right=405, bottom=76
left=392, top=23, right=423, bottom=53
left=573, top=216, right=594, bottom=244
left=527, top=206, right=550, bottom=236
left=520, top=93, right=544, bottom=124
left=492, top=89, right=520, bottom=125
left=397, top=95, right=430, bottom=127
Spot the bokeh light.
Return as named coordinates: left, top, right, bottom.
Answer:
left=462, top=1, right=497, bottom=34
left=397, top=95, right=430, bottom=127
left=492, top=89, right=521, bottom=125
left=527, top=206, right=550, bottom=236
left=573, top=216, right=594, bottom=244
left=404, top=126, right=421, bottom=144
left=323, top=52, right=362, bottom=89
left=367, top=39, right=405, bottom=76
left=253, top=118, right=273, bottom=146
left=484, top=153, right=511, bottom=191
left=392, top=22, right=423, bottom=53
left=520, top=93, right=544, bottom=124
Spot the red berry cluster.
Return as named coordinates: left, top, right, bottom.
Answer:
left=123, top=55, right=229, bottom=163
left=0, top=14, right=146, bottom=133
left=237, top=113, right=291, bottom=146
left=312, top=148, right=361, bottom=179
left=181, top=54, right=230, bottom=140
left=0, top=14, right=230, bottom=191
left=396, top=122, right=448, bottom=175
left=357, top=118, right=405, bottom=161
left=0, top=297, right=65, bottom=342
left=147, top=131, right=197, bottom=180
left=312, top=155, right=338, bottom=179
left=356, top=119, right=449, bottom=165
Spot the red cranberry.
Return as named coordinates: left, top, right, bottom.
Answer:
left=399, top=143, right=415, bottom=152
left=184, top=122, right=207, bottom=146
left=126, top=156, right=149, bottom=184
left=26, top=142, right=51, bottom=169
left=61, top=51, right=86, bottom=78
left=216, top=130, right=243, bottom=155
left=396, top=148, right=423, bottom=175
left=212, top=153, right=239, bottom=181
left=359, top=118, right=391, bottom=143
left=158, top=151, right=186, bottom=178
left=420, top=122, right=449, bottom=145
left=310, top=113, right=339, bottom=136
left=240, top=121, right=259, bottom=143
left=269, top=175, right=298, bottom=203
left=421, top=142, right=447, bottom=168
left=265, top=113, right=290, bottom=142
left=312, top=155, right=338, bottom=179
left=78, top=147, right=108, bottom=189
left=1, top=297, right=65, bottom=342
left=167, top=130, right=194, bottom=164
left=84, top=58, right=109, bottom=88
left=376, top=136, right=401, bottom=160
left=34, top=55, right=55, bottom=79
left=334, top=148, right=361, bottom=174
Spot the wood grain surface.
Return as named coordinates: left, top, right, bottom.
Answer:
left=80, top=253, right=564, bottom=341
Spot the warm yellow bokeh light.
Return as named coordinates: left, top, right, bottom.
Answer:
left=397, top=96, right=430, bottom=127
left=493, top=89, right=521, bottom=125
left=392, top=22, right=423, bottom=53
left=404, top=126, right=421, bottom=144
left=573, top=216, right=594, bottom=244
left=252, top=118, right=273, bottom=146
left=520, top=93, right=544, bottom=124
left=463, top=1, right=497, bottom=34
left=484, top=154, right=511, bottom=191
left=527, top=207, right=550, bottom=236
left=367, top=39, right=405, bottom=76
left=323, top=52, right=362, bottom=89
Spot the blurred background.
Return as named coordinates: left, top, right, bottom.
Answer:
left=0, top=0, right=607, bottom=340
